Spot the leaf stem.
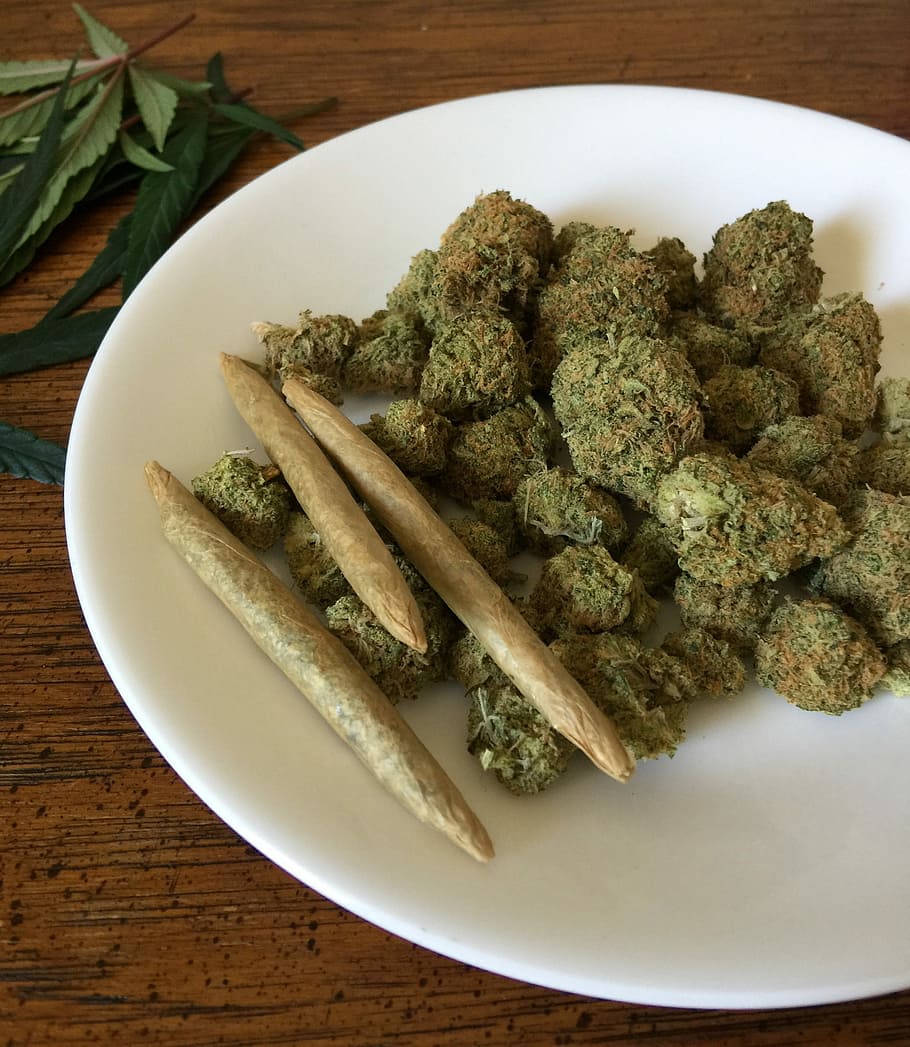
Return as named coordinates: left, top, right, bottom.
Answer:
left=0, top=13, right=197, bottom=120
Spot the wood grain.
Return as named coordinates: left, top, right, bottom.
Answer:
left=3, top=1, right=910, bottom=1043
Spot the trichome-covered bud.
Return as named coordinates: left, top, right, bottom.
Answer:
left=432, top=190, right=553, bottom=322
left=360, top=398, right=453, bottom=477
left=644, top=236, right=698, bottom=310
left=874, top=377, right=910, bottom=438
left=667, top=311, right=757, bottom=381
left=880, top=640, right=910, bottom=697
left=253, top=310, right=359, bottom=381
left=699, top=200, right=823, bottom=330
left=618, top=515, right=680, bottom=595
left=673, top=572, right=776, bottom=654
left=466, top=678, right=576, bottom=795
left=447, top=517, right=521, bottom=588
left=745, top=414, right=859, bottom=507
left=855, top=441, right=910, bottom=496
left=532, top=223, right=670, bottom=383
left=325, top=560, right=457, bottom=703
left=654, top=452, right=849, bottom=585
left=280, top=362, right=343, bottom=405
left=512, top=466, right=628, bottom=556
left=284, top=511, right=352, bottom=608
left=702, top=364, right=801, bottom=452
left=755, top=597, right=886, bottom=714
left=550, top=631, right=691, bottom=760
left=759, top=292, right=882, bottom=436
left=660, top=627, right=747, bottom=698
left=418, top=311, right=530, bottom=418
left=470, top=498, right=521, bottom=555
left=192, top=453, right=293, bottom=550
left=551, top=334, right=704, bottom=506
left=441, top=397, right=555, bottom=503
left=811, top=488, right=910, bottom=646
left=385, top=248, right=445, bottom=336
left=527, top=544, right=657, bottom=639
left=343, top=309, right=429, bottom=395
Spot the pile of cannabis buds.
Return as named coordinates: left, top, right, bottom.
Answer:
left=192, top=192, right=910, bottom=796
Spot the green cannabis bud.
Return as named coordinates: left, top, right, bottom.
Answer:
left=855, top=441, right=910, bottom=496
left=441, top=397, right=555, bottom=503
left=660, top=627, right=747, bottom=698
left=418, top=311, right=530, bottom=418
left=667, top=312, right=756, bottom=382
left=811, top=488, right=910, bottom=646
left=550, top=631, right=691, bottom=760
left=432, top=190, right=553, bottom=322
left=343, top=309, right=429, bottom=395
left=551, top=334, right=704, bottom=506
left=512, top=466, right=629, bottom=556
left=874, top=377, right=910, bottom=438
left=654, top=452, right=849, bottom=585
left=360, top=399, right=453, bottom=477
left=759, top=292, right=882, bottom=436
left=446, top=517, right=520, bottom=588
left=881, top=640, right=910, bottom=697
left=385, top=248, right=445, bottom=336
left=532, top=223, right=669, bottom=384
left=254, top=310, right=359, bottom=381
left=673, top=573, right=776, bottom=654
left=618, top=515, right=681, bottom=595
left=470, top=497, right=521, bottom=555
left=528, top=544, right=657, bottom=639
left=745, top=414, right=859, bottom=507
left=644, top=236, right=698, bottom=311
left=284, top=511, right=352, bottom=608
left=702, top=364, right=801, bottom=452
left=466, top=677, right=576, bottom=795
left=325, top=560, right=457, bottom=703
left=280, top=362, right=344, bottom=405
left=755, top=597, right=886, bottom=714
left=192, top=453, right=293, bottom=550
left=699, top=200, right=823, bottom=330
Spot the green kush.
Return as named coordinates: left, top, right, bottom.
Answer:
left=673, top=573, right=776, bottom=654
left=192, top=453, right=293, bottom=549
left=702, top=364, right=801, bottom=452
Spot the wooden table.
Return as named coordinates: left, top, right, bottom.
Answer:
left=3, top=2, right=909, bottom=1043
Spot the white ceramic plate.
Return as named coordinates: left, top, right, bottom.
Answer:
left=65, top=86, right=910, bottom=1009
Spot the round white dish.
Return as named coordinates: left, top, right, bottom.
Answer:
left=65, top=85, right=910, bottom=1009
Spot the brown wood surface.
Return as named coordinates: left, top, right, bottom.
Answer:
left=2, top=1, right=910, bottom=1043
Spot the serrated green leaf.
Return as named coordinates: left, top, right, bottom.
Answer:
left=0, top=60, right=73, bottom=268
left=0, top=306, right=119, bottom=377
left=127, top=63, right=178, bottom=151
left=205, top=53, right=233, bottom=104
left=117, top=128, right=174, bottom=172
left=190, top=123, right=255, bottom=209
left=0, top=58, right=100, bottom=95
left=0, top=156, right=104, bottom=288
left=13, top=72, right=124, bottom=250
left=0, top=74, right=105, bottom=148
left=213, top=102, right=306, bottom=150
left=122, top=111, right=208, bottom=296
left=142, top=68, right=212, bottom=99
left=0, top=422, right=66, bottom=484
left=45, top=213, right=131, bottom=320
left=73, top=3, right=129, bottom=59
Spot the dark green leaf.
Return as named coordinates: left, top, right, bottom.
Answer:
left=45, top=214, right=131, bottom=320
left=214, top=102, right=306, bottom=150
left=0, top=59, right=74, bottom=267
left=0, top=306, right=119, bottom=377
left=0, top=422, right=66, bottom=484
left=127, top=63, right=178, bottom=150
left=0, top=74, right=105, bottom=148
left=205, top=53, right=233, bottom=104
left=14, top=72, right=124, bottom=250
left=122, top=111, right=208, bottom=296
left=190, top=123, right=255, bottom=208
left=142, top=69, right=212, bottom=98
left=73, top=4, right=129, bottom=59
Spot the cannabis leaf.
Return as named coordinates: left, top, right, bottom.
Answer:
left=0, top=423, right=67, bottom=485
left=0, top=6, right=336, bottom=484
